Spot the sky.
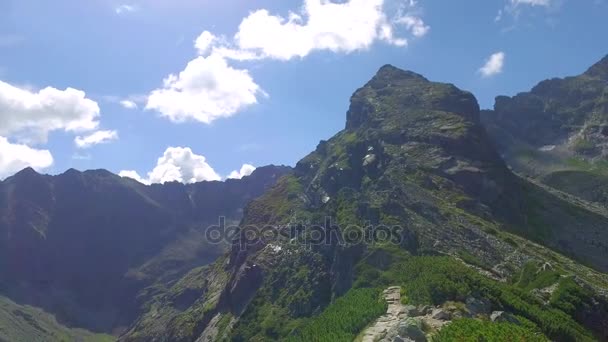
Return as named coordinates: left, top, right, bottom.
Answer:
left=0, top=0, right=606, bottom=183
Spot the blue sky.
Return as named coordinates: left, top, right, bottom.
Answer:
left=0, top=0, right=606, bottom=183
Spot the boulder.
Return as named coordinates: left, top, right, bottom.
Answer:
left=431, top=308, right=450, bottom=321
left=490, top=311, right=520, bottom=325
left=417, top=305, right=432, bottom=315
left=404, top=305, right=420, bottom=316
left=397, top=318, right=427, bottom=342
left=465, top=296, right=491, bottom=316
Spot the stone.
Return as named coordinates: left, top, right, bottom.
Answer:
left=490, top=311, right=520, bottom=325
left=417, top=305, right=431, bottom=315
left=397, top=318, right=427, bottom=342
left=431, top=308, right=450, bottom=321
left=465, top=296, right=491, bottom=316
left=404, top=305, right=419, bottom=316
left=363, top=153, right=377, bottom=166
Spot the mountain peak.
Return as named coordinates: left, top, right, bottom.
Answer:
left=346, top=65, right=479, bottom=129
left=584, top=54, right=608, bottom=79
left=6, top=167, right=42, bottom=183
left=374, top=64, right=428, bottom=82
left=14, top=167, right=39, bottom=177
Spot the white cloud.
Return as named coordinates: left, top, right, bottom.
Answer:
left=74, top=130, right=118, bottom=149
left=120, top=100, right=138, bottom=109
left=479, top=52, right=505, bottom=77
left=0, top=136, right=53, bottom=179
left=115, top=4, right=138, bottom=15
left=0, top=80, right=100, bottom=143
left=119, top=170, right=150, bottom=185
left=145, top=54, right=263, bottom=123
left=147, top=0, right=428, bottom=124
left=232, top=0, right=424, bottom=61
left=194, top=31, right=218, bottom=55
left=395, top=15, right=430, bottom=38
left=227, top=164, right=256, bottom=179
left=120, top=147, right=222, bottom=184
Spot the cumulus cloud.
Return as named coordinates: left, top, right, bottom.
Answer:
left=0, top=136, right=53, bottom=179
left=227, top=164, right=256, bottom=179
left=232, top=0, right=424, bottom=60
left=0, top=80, right=100, bottom=143
left=479, top=52, right=505, bottom=77
left=146, top=54, right=263, bottom=123
left=194, top=31, right=218, bottom=55
left=74, top=130, right=118, bottom=149
left=118, top=170, right=150, bottom=185
left=120, top=147, right=222, bottom=184
left=120, top=100, right=138, bottom=109
left=146, top=0, right=428, bottom=125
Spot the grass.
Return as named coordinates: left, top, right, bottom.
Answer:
left=0, top=295, right=114, bottom=342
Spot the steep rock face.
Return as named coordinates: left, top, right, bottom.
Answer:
left=125, top=65, right=608, bottom=342
left=483, top=55, right=608, bottom=157
left=481, top=55, right=608, bottom=206
left=0, top=165, right=290, bottom=334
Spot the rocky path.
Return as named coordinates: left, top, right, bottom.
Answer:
left=361, top=286, right=406, bottom=342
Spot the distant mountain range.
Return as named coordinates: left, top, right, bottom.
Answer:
left=2, top=55, right=608, bottom=342
left=0, top=165, right=290, bottom=340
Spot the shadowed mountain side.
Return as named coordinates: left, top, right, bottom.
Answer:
left=0, top=165, right=290, bottom=335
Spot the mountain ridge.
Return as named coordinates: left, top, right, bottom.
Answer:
left=120, top=62, right=608, bottom=341
left=0, top=164, right=290, bottom=336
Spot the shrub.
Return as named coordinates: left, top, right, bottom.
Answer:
left=287, top=288, right=387, bottom=342
left=433, top=318, right=547, bottom=341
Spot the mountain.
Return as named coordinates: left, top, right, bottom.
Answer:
left=121, top=66, right=608, bottom=342
left=482, top=54, right=608, bottom=205
left=0, top=165, right=290, bottom=339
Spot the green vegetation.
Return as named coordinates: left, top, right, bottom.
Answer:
left=0, top=295, right=114, bottom=342
left=242, top=174, right=306, bottom=225
left=287, top=288, right=386, bottom=342
left=516, top=261, right=561, bottom=291
left=565, top=157, right=608, bottom=175
left=543, top=170, right=608, bottom=205
left=458, top=250, right=491, bottom=270
left=216, top=313, right=233, bottom=339
left=550, top=277, right=593, bottom=316
left=354, top=255, right=594, bottom=341
left=572, top=137, right=596, bottom=153
left=433, top=318, right=547, bottom=342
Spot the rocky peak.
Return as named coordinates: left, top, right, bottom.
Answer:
left=584, top=54, right=608, bottom=79
left=346, top=65, right=480, bottom=129
left=6, top=167, right=43, bottom=184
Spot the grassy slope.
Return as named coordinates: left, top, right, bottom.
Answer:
left=0, top=295, right=114, bottom=342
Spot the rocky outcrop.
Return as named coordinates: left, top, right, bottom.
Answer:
left=481, top=54, right=608, bottom=207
